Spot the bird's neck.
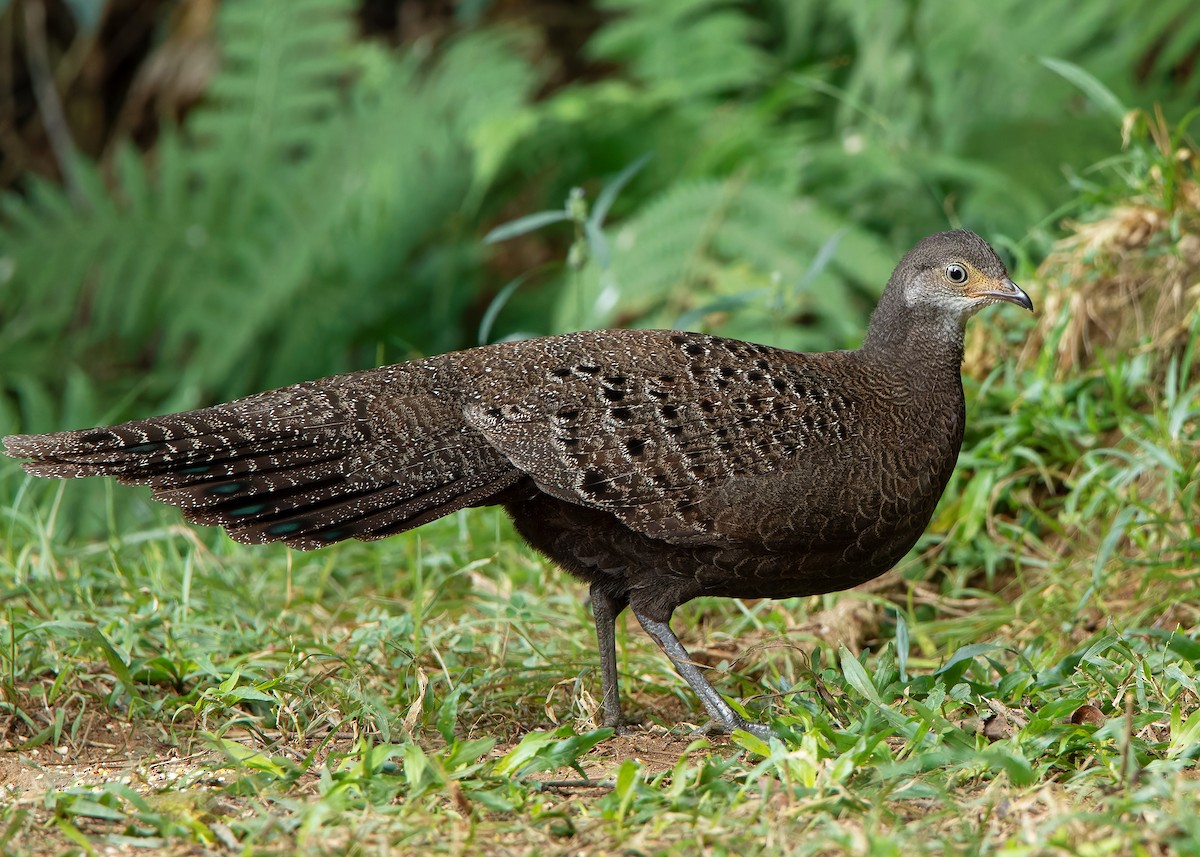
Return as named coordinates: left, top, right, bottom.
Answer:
left=859, top=288, right=967, bottom=380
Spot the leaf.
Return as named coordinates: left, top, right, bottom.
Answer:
left=839, top=646, right=882, bottom=705
left=936, top=643, right=1005, bottom=676
left=589, top=152, right=653, bottom=229
left=31, top=621, right=141, bottom=702
left=225, top=686, right=277, bottom=703
left=794, top=228, right=845, bottom=293
left=468, top=786, right=517, bottom=812
left=560, top=176, right=890, bottom=344
left=1077, top=505, right=1137, bottom=612
left=1169, top=708, right=1200, bottom=758
left=588, top=0, right=768, bottom=97
left=1039, top=57, right=1127, bottom=122
left=494, top=729, right=557, bottom=776
left=402, top=741, right=445, bottom=796
left=436, top=687, right=465, bottom=743
left=494, top=726, right=611, bottom=778
left=215, top=738, right=287, bottom=777
left=895, top=613, right=910, bottom=683
left=583, top=217, right=612, bottom=271
left=612, top=757, right=640, bottom=823
left=484, top=210, right=571, bottom=244
left=1166, top=633, right=1200, bottom=662
left=981, top=748, right=1037, bottom=787
left=446, top=737, right=497, bottom=770
left=217, top=666, right=243, bottom=695
left=478, top=273, right=534, bottom=344
left=673, top=290, right=768, bottom=329
left=731, top=729, right=773, bottom=757
left=54, top=818, right=98, bottom=856
left=0, top=0, right=544, bottom=430
left=59, top=798, right=126, bottom=822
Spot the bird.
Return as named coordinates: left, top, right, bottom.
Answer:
left=4, top=229, right=1032, bottom=738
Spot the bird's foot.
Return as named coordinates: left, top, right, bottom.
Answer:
left=737, top=720, right=775, bottom=741
left=694, top=717, right=774, bottom=741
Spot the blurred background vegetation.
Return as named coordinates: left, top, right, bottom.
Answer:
left=0, top=0, right=1198, bottom=545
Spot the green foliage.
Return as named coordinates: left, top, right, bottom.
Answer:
left=1, top=0, right=542, bottom=429
left=588, top=0, right=770, bottom=98
left=776, top=0, right=1200, bottom=237
left=4, top=0, right=1199, bottom=434
left=514, top=0, right=1200, bottom=350
left=550, top=177, right=896, bottom=351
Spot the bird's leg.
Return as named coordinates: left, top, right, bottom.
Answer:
left=590, top=584, right=628, bottom=731
left=633, top=608, right=772, bottom=739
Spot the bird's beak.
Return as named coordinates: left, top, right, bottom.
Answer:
left=972, top=277, right=1034, bottom=312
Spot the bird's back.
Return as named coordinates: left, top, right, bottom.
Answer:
left=450, top=328, right=966, bottom=612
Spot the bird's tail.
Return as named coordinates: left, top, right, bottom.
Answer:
left=4, top=381, right=520, bottom=549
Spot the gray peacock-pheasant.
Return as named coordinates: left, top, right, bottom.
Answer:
left=4, top=229, right=1032, bottom=737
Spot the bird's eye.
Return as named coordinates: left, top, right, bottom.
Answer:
left=945, top=264, right=968, bottom=284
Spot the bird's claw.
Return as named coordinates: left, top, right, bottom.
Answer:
left=694, top=717, right=775, bottom=740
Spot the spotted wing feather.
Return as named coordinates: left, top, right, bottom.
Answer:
left=465, top=330, right=863, bottom=545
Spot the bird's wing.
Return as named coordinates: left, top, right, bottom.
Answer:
left=465, top=330, right=862, bottom=545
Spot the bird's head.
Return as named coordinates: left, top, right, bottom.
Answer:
left=862, top=230, right=1033, bottom=360
left=893, top=229, right=1033, bottom=319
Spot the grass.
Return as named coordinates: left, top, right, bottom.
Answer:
left=1, top=311, right=1198, bottom=855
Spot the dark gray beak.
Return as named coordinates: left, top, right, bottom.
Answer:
left=976, top=277, right=1034, bottom=312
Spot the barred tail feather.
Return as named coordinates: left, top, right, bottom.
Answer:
left=3, top=413, right=316, bottom=480
left=221, top=469, right=522, bottom=549
left=3, top=400, right=521, bottom=550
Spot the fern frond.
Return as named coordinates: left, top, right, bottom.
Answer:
left=589, top=0, right=769, bottom=97
left=190, top=0, right=354, bottom=162
left=0, top=1, right=543, bottom=430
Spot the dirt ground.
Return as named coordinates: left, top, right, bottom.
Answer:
left=0, top=700, right=736, bottom=854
